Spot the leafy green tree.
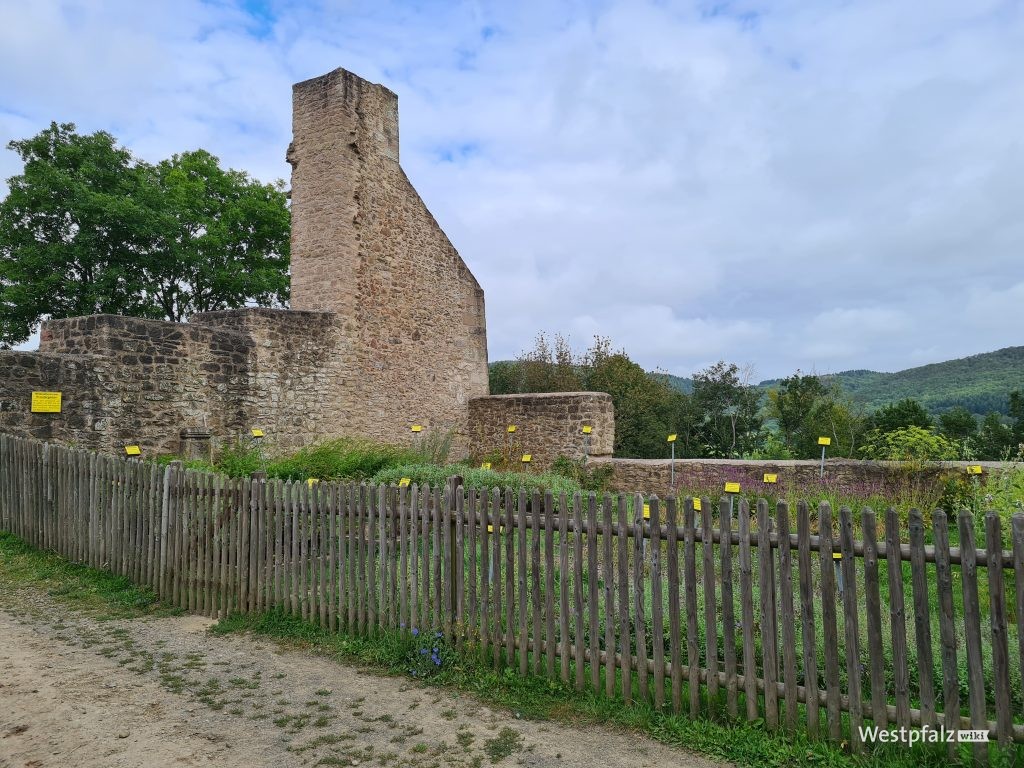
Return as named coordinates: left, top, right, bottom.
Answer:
left=1009, top=390, right=1024, bottom=446
left=690, top=361, right=762, bottom=457
left=869, top=398, right=932, bottom=433
left=0, top=122, right=289, bottom=346
left=765, top=371, right=865, bottom=458
left=975, top=413, right=1013, bottom=460
left=938, top=406, right=978, bottom=442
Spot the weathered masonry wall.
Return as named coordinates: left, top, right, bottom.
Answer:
left=288, top=68, right=489, bottom=448
left=38, top=314, right=252, bottom=455
left=467, top=392, right=615, bottom=468
left=191, top=309, right=350, bottom=450
left=590, top=457, right=1008, bottom=497
left=0, top=352, right=106, bottom=449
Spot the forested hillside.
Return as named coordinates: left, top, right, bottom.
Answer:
left=756, top=346, right=1024, bottom=416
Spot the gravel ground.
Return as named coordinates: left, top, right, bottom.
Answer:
left=0, top=588, right=728, bottom=768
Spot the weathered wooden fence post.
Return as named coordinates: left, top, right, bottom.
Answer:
left=446, top=474, right=463, bottom=633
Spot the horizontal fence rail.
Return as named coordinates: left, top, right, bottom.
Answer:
left=1, top=433, right=1022, bottom=760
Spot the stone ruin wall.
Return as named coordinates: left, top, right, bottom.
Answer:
left=466, top=392, right=615, bottom=467
left=0, top=67, right=613, bottom=464
left=589, top=456, right=1007, bottom=499
left=288, top=69, right=489, bottom=449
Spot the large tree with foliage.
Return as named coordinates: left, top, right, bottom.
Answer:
left=868, top=398, right=933, bottom=434
left=0, top=122, right=289, bottom=346
left=765, top=371, right=866, bottom=458
left=689, top=361, right=762, bottom=458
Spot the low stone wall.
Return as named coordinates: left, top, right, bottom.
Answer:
left=467, top=392, right=614, bottom=468
left=589, top=456, right=1007, bottom=498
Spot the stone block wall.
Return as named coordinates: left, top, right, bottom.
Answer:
left=590, top=456, right=1005, bottom=498
left=36, top=314, right=252, bottom=455
left=191, top=308, right=350, bottom=450
left=0, top=351, right=106, bottom=449
left=287, top=68, right=489, bottom=449
left=467, top=392, right=614, bottom=468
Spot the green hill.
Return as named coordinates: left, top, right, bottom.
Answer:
left=757, top=346, right=1024, bottom=416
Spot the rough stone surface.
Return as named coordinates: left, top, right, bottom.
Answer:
left=468, top=392, right=614, bottom=468
left=590, top=456, right=1005, bottom=497
left=288, top=69, right=489, bottom=447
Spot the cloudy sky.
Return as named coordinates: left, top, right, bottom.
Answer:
left=2, top=0, right=1022, bottom=380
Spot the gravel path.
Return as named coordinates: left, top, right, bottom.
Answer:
left=0, top=593, right=728, bottom=768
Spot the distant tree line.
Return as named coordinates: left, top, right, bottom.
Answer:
left=490, top=334, right=1024, bottom=461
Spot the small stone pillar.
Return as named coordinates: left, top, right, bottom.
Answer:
left=179, top=429, right=212, bottom=462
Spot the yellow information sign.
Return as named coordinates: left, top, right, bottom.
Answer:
left=307, top=477, right=319, bottom=486
left=818, top=436, right=832, bottom=446
left=693, top=498, right=702, bottom=511
left=31, top=391, right=61, bottom=413
left=411, top=425, right=423, bottom=433
left=507, top=425, right=517, bottom=433
left=667, top=434, right=677, bottom=442
left=833, top=552, right=843, bottom=560
left=124, top=445, right=141, bottom=456
left=724, top=482, right=741, bottom=493
left=399, top=477, right=411, bottom=487
left=642, top=503, right=651, bottom=519
left=966, top=465, right=983, bottom=475
left=582, top=425, right=593, bottom=434
left=251, top=428, right=264, bottom=438
left=521, top=454, right=532, bottom=463
left=763, top=473, right=778, bottom=484
left=481, top=462, right=492, bottom=470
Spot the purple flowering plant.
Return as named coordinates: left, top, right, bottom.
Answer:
left=403, top=626, right=453, bottom=680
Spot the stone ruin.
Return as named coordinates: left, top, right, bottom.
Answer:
left=0, top=68, right=614, bottom=466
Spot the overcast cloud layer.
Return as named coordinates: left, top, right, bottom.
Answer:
left=2, top=0, right=1022, bottom=380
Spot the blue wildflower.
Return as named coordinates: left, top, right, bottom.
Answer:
left=421, top=648, right=429, bottom=655
left=412, top=628, right=419, bottom=637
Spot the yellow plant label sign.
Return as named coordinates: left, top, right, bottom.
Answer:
left=818, top=436, right=832, bottom=446
left=966, top=465, right=983, bottom=475
left=724, top=482, right=741, bottom=493
left=411, top=425, right=423, bottom=433
left=693, top=498, right=702, bottom=511
left=124, top=445, right=141, bottom=456
left=481, top=462, right=492, bottom=470
left=399, top=477, right=411, bottom=487
left=251, top=428, right=264, bottom=438
left=763, top=473, right=778, bottom=484
left=582, top=425, right=592, bottom=434
left=643, top=503, right=651, bottom=519
left=833, top=552, right=843, bottom=560
left=31, top=391, right=61, bottom=413
left=521, top=454, right=532, bottom=463
left=307, top=478, right=319, bottom=486
left=667, top=434, right=677, bottom=442
left=507, top=425, right=517, bottom=433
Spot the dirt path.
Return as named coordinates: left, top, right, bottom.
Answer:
left=0, top=597, right=727, bottom=768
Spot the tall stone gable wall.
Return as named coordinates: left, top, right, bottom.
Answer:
left=287, top=69, right=489, bottom=446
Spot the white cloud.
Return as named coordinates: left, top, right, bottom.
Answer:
left=1, top=0, right=1022, bottom=380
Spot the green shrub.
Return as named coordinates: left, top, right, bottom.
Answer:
left=266, top=438, right=419, bottom=482
left=371, top=463, right=585, bottom=500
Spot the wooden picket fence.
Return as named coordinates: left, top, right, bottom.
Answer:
left=1, top=433, right=1023, bottom=761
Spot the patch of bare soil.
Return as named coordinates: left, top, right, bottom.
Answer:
left=0, top=594, right=728, bottom=768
